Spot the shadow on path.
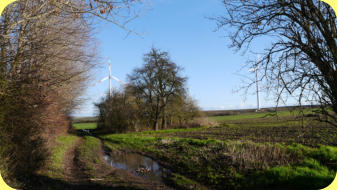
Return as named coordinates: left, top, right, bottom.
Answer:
left=29, top=175, right=143, bottom=190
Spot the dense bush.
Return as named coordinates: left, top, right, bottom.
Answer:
left=0, top=82, right=47, bottom=187
left=96, top=91, right=141, bottom=133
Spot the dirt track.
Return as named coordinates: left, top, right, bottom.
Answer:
left=60, top=137, right=172, bottom=190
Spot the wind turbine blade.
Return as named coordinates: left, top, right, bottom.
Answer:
left=110, top=75, right=121, bottom=82
left=94, top=76, right=109, bottom=86
left=100, top=76, right=109, bottom=82
left=248, top=67, right=256, bottom=72
left=111, top=75, right=126, bottom=85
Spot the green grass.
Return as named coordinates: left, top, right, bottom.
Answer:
left=255, top=158, right=335, bottom=190
left=72, top=117, right=98, bottom=123
left=209, top=109, right=316, bottom=122
left=72, top=122, right=97, bottom=130
left=138, top=126, right=207, bottom=134
left=102, top=133, right=159, bottom=151
left=169, top=173, right=207, bottom=190
left=46, top=134, right=79, bottom=178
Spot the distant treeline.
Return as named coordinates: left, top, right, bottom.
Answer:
left=73, top=105, right=322, bottom=123
left=72, top=117, right=99, bottom=124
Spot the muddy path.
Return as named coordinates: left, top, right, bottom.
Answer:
left=61, top=136, right=172, bottom=190
left=63, top=138, right=87, bottom=183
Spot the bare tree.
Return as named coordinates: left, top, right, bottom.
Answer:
left=216, top=0, right=337, bottom=123
left=0, top=3, right=96, bottom=186
left=0, top=0, right=144, bottom=40
left=127, top=48, right=187, bottom=130
left=0, top=0, right=144, bottom=187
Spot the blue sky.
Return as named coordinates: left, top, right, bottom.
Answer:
left=73, top=0, right=288, bottom=117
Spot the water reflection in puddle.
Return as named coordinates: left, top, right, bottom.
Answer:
left=104, top=150, right=171, bottom=182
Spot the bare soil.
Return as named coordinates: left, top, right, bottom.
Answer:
left=155, top=118, right=337, bottom=147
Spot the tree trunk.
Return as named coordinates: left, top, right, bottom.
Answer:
left=153, top=120, right=159, bottom=131
left=162, top=109, right=167, bottom=129
left=153, top=111, right=159, bottom=131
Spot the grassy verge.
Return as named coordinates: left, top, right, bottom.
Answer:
left=43, top=134, right=79, bottom=179
left=101, top=132, right=336, bottom=190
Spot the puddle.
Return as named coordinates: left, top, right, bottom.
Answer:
left=103, top=150, right=171, bottom=182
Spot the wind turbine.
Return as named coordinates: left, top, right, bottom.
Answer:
left=95, top=58, right=126, bottom=97
left=249, top=54, right=261, bottom=111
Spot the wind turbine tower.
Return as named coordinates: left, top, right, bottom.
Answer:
left=249, top=54, right=261, bottom=111
left=108, top=57, right=112, bottom=97
left=256, top=54, right=260, bottom=110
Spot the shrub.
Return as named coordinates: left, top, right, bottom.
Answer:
left=0, top=82, right=48, bottom=187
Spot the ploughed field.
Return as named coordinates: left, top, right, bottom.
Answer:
left=41, top=109, right=337, bottom=190
left=162, top=111, right=337, bottom=147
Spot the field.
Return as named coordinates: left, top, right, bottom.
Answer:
left=101, top=109, right=337, bottom=189
left=72, top=122, right=97, bottom=130
left=41, top=109, right=337, bottom=190
left=207, top=109, right=316, bottom=122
